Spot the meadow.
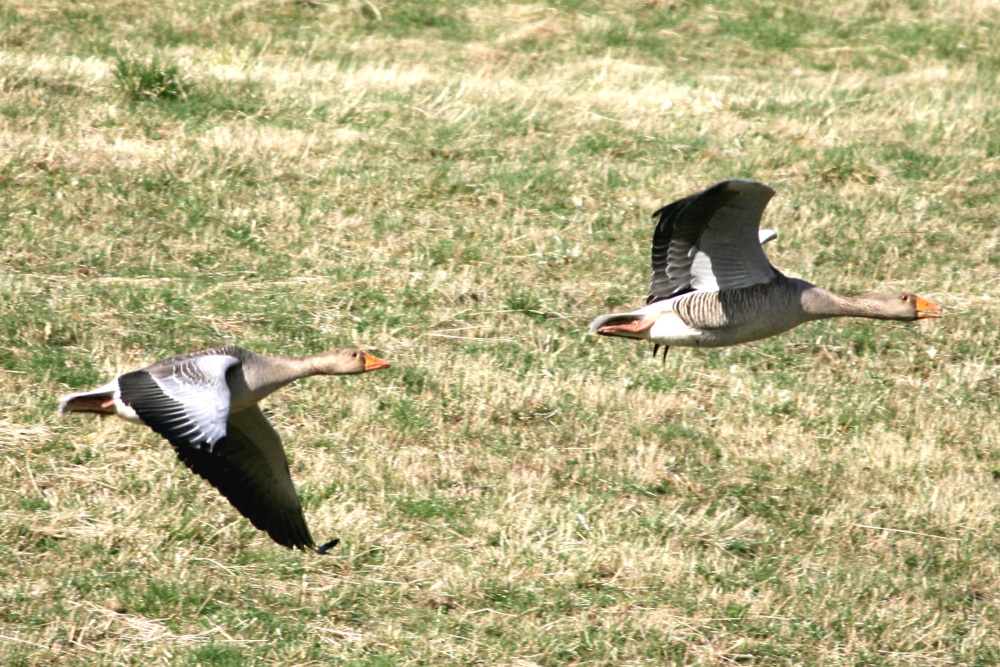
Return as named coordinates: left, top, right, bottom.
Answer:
left=1, top=0, right=999, bottom=664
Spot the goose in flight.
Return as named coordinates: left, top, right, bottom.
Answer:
left=59, top=346, right=390, bottom=553
left=590, top=179, right=941, bottom=357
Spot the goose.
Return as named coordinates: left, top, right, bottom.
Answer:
left=590, top=179, right=941, bottom=357
left=59, top=346, right=391, bottom=553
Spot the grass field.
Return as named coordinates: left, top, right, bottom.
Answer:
left=2, top=1, right=999, bottom=664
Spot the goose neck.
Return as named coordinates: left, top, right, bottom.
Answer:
left=800, top=286, right=876, bottom=319
left=241, top=354, right=318, bottom=402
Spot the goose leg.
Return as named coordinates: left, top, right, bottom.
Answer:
left=652, top=344, right=670, bottom=361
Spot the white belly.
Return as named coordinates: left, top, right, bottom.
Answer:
left=647, top=310, right=704, bottom=347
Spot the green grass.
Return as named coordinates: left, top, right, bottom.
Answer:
left=2, top=0, right=1000, bottom=664
left=112, top=53, right=189, bottom=102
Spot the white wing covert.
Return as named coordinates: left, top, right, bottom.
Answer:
left=118, top=354, right=240, bottom=451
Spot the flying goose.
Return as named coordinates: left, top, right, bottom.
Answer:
left=59, top=346, right=391, bottom=553
left=590, top=179, right=941, bottom=356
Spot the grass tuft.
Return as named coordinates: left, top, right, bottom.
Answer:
left=112, top=52, right=189, bottom=102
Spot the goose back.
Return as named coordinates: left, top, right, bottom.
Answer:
left=669, top=274, right=820, bottom=346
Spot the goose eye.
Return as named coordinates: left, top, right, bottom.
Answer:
left=901, top=295, right=910, bottom=302
left=351, top=351, right=358, bottom=358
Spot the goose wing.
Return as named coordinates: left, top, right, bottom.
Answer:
left=117, top=353, right=241, bottom=450
left=648, top=179, right=777, bottom=304
left=171, top=404, right=315, bottom=550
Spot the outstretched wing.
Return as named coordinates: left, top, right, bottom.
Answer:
left=118, top=354, right=240, bottom=450
left=171, top=405, right=315, bottom=551
left=648, top=179, right=777, bottom=304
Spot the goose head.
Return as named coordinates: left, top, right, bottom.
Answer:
left=872, top=293, right=942, bottom=321
left=312, top=348, right=391, bottom=375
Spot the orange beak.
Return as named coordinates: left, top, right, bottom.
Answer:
left=915, top=297, right=942, bottom=319
left=362, top=353, right=391, bottom=372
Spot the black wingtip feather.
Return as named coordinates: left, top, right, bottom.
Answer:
left=170, top=438, right=316, bottom=551
left=316, top=538, right=340, bottom=555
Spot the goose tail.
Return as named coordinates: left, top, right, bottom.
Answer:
left=58, top=380, right=121, bottom=416
left=589, top=312, right=655, bottom=339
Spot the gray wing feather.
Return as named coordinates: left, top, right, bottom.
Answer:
left=689, top=181, right=776, bottom=291
left=649, top=179, right=777, bottom=303
left=122, top=354, right=241, bottom=450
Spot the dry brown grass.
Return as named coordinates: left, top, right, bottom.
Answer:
left=2, top=0, right=999, bottom=664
